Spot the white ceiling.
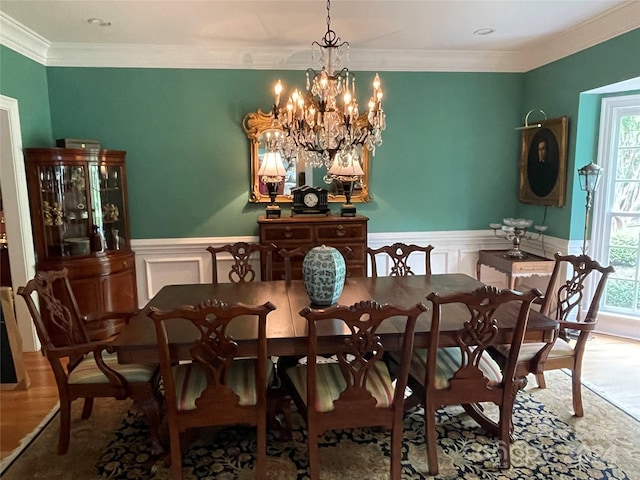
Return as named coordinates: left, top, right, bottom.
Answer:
left=1, top=0, right=638, bottom=72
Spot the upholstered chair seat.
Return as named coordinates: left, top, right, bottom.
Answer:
left=405, top=347, right=503, bottom=390
left=494, top=339, right=575, bottom=364
left=171, top=359, right=275, bottom=410
left=286, top=361, right=394, bottom=412
left=68, top=352, right=156, bottom=385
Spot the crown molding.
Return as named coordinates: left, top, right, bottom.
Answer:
left=1, top=3, right=637, bottom=72
left=519, top=1, right=640, bottom=71
left=0, top=12, right=49, bottom=65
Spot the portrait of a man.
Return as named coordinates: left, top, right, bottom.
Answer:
left=527, top=128, right=559, bottom=198
left=519, top=116, right=568, bottom=207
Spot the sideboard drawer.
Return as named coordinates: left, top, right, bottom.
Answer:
left=261, top=225, right=313, bottom=243
left=316, top=223, right=366, bottom=243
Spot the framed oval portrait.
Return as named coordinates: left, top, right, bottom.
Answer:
left=518, top=116, right=568, bottom=207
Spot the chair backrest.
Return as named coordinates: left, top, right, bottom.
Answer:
left=207, top=242, right=273, bottom=283
left=300, top=300, right=427, bottom=415
left=425, top=286, right=541, bottom=397
left=17, top=268, right=90, bottom=351
left=366, top=242, right=434, bottom=277
left=279, top=245, right=353, bottom=282
left=541, top=253, right=614, bottom=332
left=278, top=246, right=309, bottom=282
left=149, top=299, right=276, bottom=417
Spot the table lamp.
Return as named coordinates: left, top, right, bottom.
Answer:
left=328, top=153, right=365, bottom=217
left=258, top=151, right=287, bottom=218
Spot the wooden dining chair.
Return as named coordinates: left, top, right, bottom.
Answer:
left=206, top=241, right=273, bottom=283
left=366, top=242, right=434, bottom=277
left=283, top=300, right=428, bottom=480
left=391, top=286, right=541, bottom=475
left=17, top=269, right=162, bottom=455
left=149, top=299, right=276, bottom=480
left=490, top=252, right=614, bottom=417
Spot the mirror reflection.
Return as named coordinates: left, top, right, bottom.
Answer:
left=243, top=109, right=371, bottom=203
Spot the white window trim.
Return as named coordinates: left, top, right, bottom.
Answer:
left=592, top=93, right=640, bottom=339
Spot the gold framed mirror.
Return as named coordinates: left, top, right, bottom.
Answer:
left=243, top=109, right=372, bottom=203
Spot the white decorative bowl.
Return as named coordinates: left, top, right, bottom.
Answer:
left=503, top=218, right=533, bottom=229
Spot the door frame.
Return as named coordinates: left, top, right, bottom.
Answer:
left=0, top=94, right=37, bottom=351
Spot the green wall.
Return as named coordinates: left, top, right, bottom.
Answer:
left=0, top=46, right=52, bottom=146
left=2, top=29, right=638, bottom=241
left=518, top=28, right=640, bottom=240
left=44, top=68, right=523, bottom=238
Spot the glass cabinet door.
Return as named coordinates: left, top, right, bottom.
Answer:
left=38, top=163, right=92, bottom=257
left=93, top=163, right=127, bottom=252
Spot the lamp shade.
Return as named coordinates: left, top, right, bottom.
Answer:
left=577, top=162, right=603, bottom=193
left=258, top=151, right=286, bottom=180
left=328, top=154, right=365, bottom=177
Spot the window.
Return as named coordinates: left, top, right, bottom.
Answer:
left=593, top=94, right=640, bottom=317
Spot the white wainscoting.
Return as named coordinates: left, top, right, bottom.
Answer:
left=131, top=230, right=569, bottom=308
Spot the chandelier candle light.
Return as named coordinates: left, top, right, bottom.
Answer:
left=268, top=0, right=386, bottom=169
left=490, top=218, right=547, bottom=259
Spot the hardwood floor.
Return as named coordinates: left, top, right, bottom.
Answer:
left=580, top=333, right=640, bottom=420
left=0, top=352, right=59, bottom=460
left=1, top=334, right=639, bottom=463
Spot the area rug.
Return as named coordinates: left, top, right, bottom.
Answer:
left=2, top=370, right=638, bottom=479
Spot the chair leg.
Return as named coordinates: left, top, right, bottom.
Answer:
left=425, top=404, right=439, bottom=476
left=256, top=414, right=267, bottom=480
left=571, top=368, right=584, bottom=417
left=81, top=397, right=94, bottom=419
left=136, top=396, right=164, bottom=455
left=308, top=425, right=320, bottom=480
left=498, top=402, right=514, bottom=469
left=390, top=420, right=402, bottom=480
left=57, top=398, right=72, bottom=455
left=169, top=429, right=183, bottom=480
left=535, top=372, right=547, bottom=389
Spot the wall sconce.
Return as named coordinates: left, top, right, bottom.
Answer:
left=327, top=154, right=365, bottom=217
left=577, top=161, right=604, bottom=254
left=258, top=151, right=286, bottom=218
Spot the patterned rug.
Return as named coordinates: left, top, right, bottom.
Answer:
left=3, top=370, right=639, bottom=479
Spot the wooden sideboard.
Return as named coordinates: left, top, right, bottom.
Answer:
left=258, top=214, right=369, bottom=280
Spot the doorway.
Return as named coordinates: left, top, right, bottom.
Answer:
left=0, top=95, right=37, bottom=351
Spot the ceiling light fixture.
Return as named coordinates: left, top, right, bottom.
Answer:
left=474, top=28, right=494, bottom=36
left=266, top=0, right=385, bottom=170
left=87, top=18, right=111, bottom=27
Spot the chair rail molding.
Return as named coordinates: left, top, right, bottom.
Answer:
left=131, top=231, right=569, bottom=308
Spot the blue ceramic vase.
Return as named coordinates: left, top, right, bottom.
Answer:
left=302, top=245, right=346, bottom=307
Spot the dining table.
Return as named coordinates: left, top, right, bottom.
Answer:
left=114, top=273, right=558, bottom=364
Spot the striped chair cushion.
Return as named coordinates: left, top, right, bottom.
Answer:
left=285, top=361, right=394, bottom=413
left=68, top=352, right=156, bottom=385
left=172, top=359, right=274, bottom=411
left=495, top=338, right=575, bottom=361
left=407, top=347, right=502, bottom=389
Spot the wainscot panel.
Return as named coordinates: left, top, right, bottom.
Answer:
left=131, top=232, right=569, bottom=308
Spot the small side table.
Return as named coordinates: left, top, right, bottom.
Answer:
left=477, top=250, right=555, bottom=290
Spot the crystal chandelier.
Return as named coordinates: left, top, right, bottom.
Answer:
left=268, top=0, right=386, bottom=169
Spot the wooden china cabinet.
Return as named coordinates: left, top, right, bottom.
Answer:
left=24, top=148, right=137, bottom=314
